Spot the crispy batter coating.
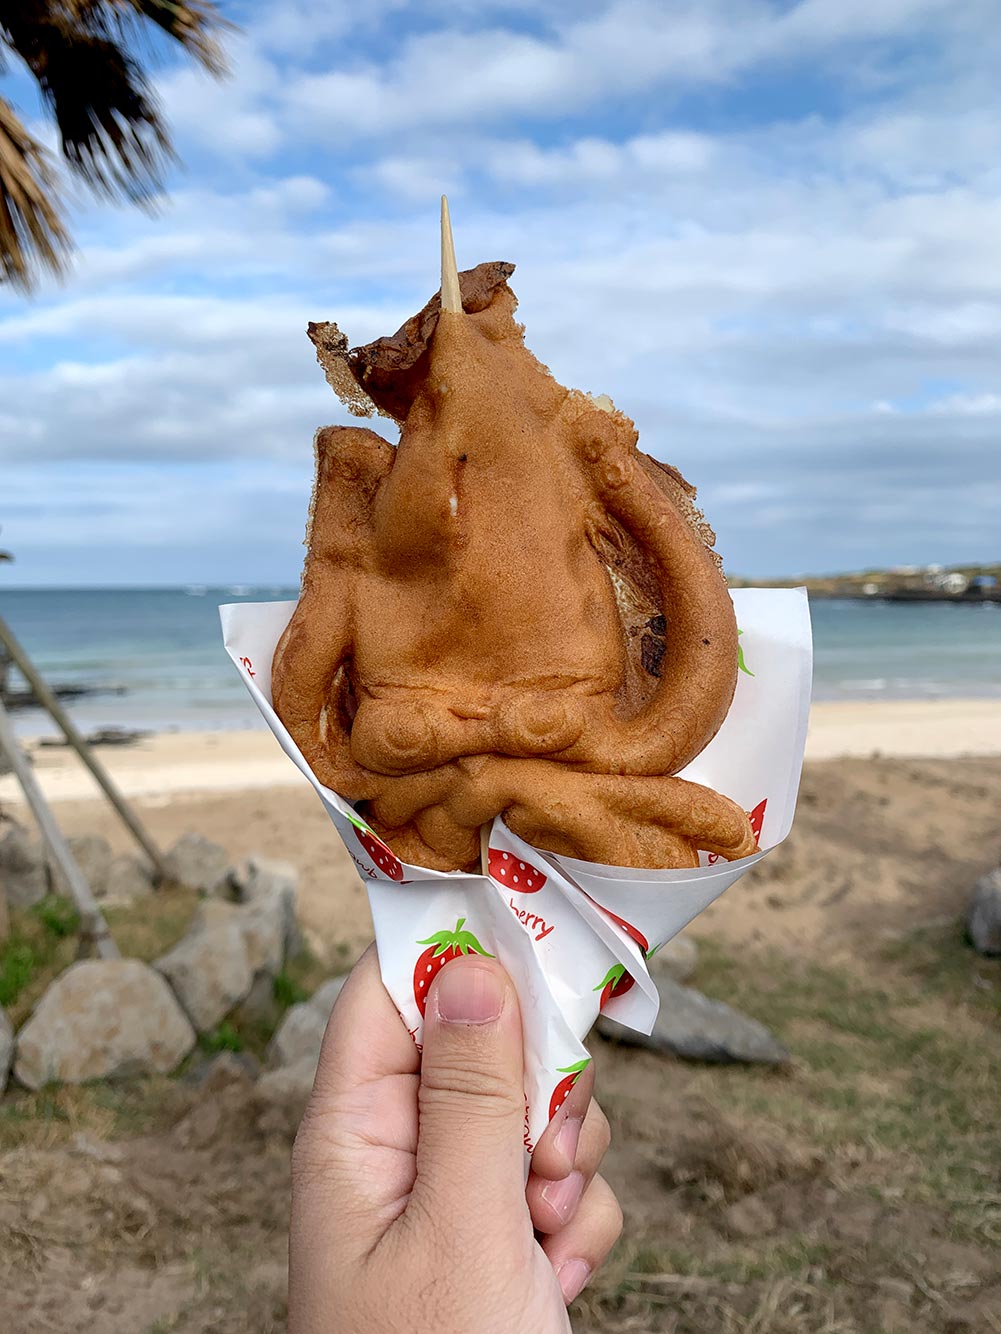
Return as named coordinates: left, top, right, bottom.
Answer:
left=273, top=263, right=756, bottom=870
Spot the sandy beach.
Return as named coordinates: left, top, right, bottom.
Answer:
left=2, top=698, right=1000, bottom=964
left=2, top=697, right=999, bottom=807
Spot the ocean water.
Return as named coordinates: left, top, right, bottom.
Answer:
left=1, top=588, right=998, bottom=737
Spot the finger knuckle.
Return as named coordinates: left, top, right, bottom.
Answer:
left=588, top=1104, right=612, bottom=1158
left=597, top=1185, right=624, bottom=1244
left=419, top=1061, right=522, bottom=1119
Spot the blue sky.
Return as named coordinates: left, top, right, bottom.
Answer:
left=1, top=0, right=999, bottom=585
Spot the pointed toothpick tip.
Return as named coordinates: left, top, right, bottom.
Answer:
left=440, top=194, right=462, bottom=314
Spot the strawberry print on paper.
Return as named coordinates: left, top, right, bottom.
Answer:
left=594, top=963, right=635, bottom=1009
left=413, top=918, right=494, bottom=1018
left=353, top=826, right=405, bottom=881
left=488, top=848, right=547, bottom=893
left=549, top=1059, right=591, bottom=1120
left=747, top=798, right=767, bottom=843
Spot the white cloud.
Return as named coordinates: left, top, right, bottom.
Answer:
left=2, top=0, right=1000, bottom=580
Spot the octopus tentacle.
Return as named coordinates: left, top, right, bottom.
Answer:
left=560, top=408, right=738, bottom=777
left=272, top=426, right=393, bottom=798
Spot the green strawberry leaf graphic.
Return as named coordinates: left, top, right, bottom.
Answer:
left=594, top=964, right=627, bottom=992
left=343, top=806, right=375, bottom=835
left=417, top=917, right=495, bottom=958
left=557, top=1059, right=592, bottom=1076
left=737, top=628, right=755, bottom=677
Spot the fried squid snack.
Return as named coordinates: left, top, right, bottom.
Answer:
left=273, top=217, right=757, bottom=873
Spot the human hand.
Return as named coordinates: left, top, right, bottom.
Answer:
left=289, top=946, right=622, bottom=1333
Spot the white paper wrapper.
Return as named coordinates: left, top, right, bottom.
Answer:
left=220, top=588, right=811, bottom=1148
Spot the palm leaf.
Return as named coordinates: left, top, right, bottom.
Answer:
left=78, top=0, right=230, bottom=75
left=0, top=97, right=71, bottom=287
left=0, top=0, right=229, bottom=202
left=0, top=0, right=229, bottom=288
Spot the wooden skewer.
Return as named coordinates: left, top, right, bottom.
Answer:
left=440, top=195, right=462, bottom=313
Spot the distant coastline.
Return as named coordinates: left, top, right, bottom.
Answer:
left=729, top=561, right=1001, bottom=604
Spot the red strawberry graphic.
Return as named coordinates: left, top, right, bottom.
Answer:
left=748, top=798, right=767, bottom=844
left=487, top=848, right=547, bottom=893
left=354, top=826, right=404, bottom=880
left=413, top=918, right=494, bottom=1017
left=584, top=898, right=649, bottom=954
left=549, top=1059, right=591, bottom=1121
left=594, top=963, right=635, bottom=1010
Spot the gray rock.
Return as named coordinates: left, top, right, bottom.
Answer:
left=197, top=896, right=285, bottom=976
left=0, top=825, right=47, bottom=909
left=596, top=977, right=790, bottom=1066
left=14, top=960, right=195, bottom=1088
left=0, top=1005, right=13, bottom=1094
left=233, top=970, right=281, bottom=1029
left=266, top=975, right=347, bottom=1070
left=310, top=975, right=349, bottom=1015
left=648, top=933, right=699, bottom=984
left=154, top=915, right=253, bottom=1033
left=102, top=852, right=155, bottom=903
left=255, top=1057, right=316, bottom=1137
left=241, top=899, right=286, bottom=976
left=227, top=855, right=302, bottom=957
left=51, top=834, right=112, bottom=898
left=162, top=832, right=229, bottom=895
left=968, top=867, right=1001, bottom=956
left=185, top=1049, right=261, bottom=1090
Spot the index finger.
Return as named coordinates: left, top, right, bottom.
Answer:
left=309, top=942, right=419, bottom=1105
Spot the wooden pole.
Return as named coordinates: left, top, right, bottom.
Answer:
left=440, top=196, right=462, bottom=314
left=0, top=696, right=119, bottom=959
left=0, top=615, right=169, bottom=883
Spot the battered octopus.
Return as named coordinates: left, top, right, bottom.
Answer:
left=272, top=260, right=758, bottom=872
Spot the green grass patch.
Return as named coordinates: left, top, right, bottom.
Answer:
left=198, top=1021, right=244, bottom=1054
left=31, top=895, right=80, bottom=939
left=688, top=934, right=1001, bottom=1233
left=0, top=1075, right=186, bottom=1150
left=0, top=941, right=36, bottom=1007
left=272, top=969, right=309, bottom=1008
left=0, top=889, right=200, bottom=1025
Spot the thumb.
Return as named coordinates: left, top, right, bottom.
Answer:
left=413, top=954, right=528, bottom=1234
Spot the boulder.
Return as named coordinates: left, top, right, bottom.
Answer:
left=185, top=1049, right=261, bottom=1090
left=968, top=868, right=1001, bottom=956
left=154, top=914, right=253, bottom=1033
left=51, top=834, right=112, bottom=897
left=241, top=900, right=286, bottom=976
left=102, top=853, right=155, bottom=903
left=255, top=1058, right=316, bottom=1137
left=1, top=1005, right=13, bottom=1094
left=162, top=832, right=229, bottom=896
left=14, top=960, right=195, bottom=1088
left=266, top=975, right=347, bottom=1070
left=0, top=825, right=47, bottom=909
left=227, top=855, right=303, bottom=957
left=596, top=977, right=790, bottom=1066
left=648, top=933, right=698, bottom=984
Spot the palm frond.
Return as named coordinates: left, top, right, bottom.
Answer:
left=81, top=0, right=230, bottom=75
left=0, top=0, right=231, bottom=287
left=0, top=97, right=71, bottom=287
left=38, top=29, right=173, bottom=202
